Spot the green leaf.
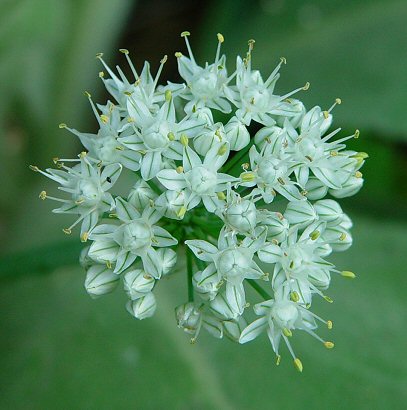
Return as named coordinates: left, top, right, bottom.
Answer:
left=0, top=216, right=406, bottom=408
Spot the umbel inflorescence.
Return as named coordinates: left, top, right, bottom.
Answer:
left=31, top=32, right=366, bottom=371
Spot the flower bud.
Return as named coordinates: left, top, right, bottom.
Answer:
left=314, top=199, right=343, bottom=225
left=223, top=317, right=248, bottom=342
left=329, top=176, right=363, bottom=198
left=275, top=99, right=306, bottom=129
left=284, top=200, right=317, bottom=228
left=301, top=105, right=332, bottom=134
left=257, top=210, right=289, bottom=242
left=155, top=190, right=186, bottom=220
left=224, top=199, right=256, bottom=233
left=128, top=180, right=157, bottom=212
left=123, top=269, right=155, bottom=300
left=157, top=248, right=177, bottom=275
left=304, top=177, right=328, bottom=200
left=175, top=302, right=202, bottom=334
left=84, top=265, right=119, bottom=298
left=126, top=292, right=157, bottom=320
left=224, top=117, right=250, bottom=151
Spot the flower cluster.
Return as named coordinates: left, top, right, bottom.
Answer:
left=32, top=32, right=366, bottom=371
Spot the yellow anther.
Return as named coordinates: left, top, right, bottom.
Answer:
left=341, top=270, right=356, bottom=279
left=62, top=228, right=72, bottom=235
left=180, top=134, right=189, bottom=147
left=248, top=39, right=255, bottom=50
left=217, top=143, right=228, bottom=156
left=217, top=33, right=224, bottom=43
left=127, top=117, right=135, bottom=123
left=354, top=129, right=360, bottom=139
left=293, top=358, right=303, bottom=373
left=327, top=320, right=333, bottom=329
left=115, top=146, right=124, bottom=151
left=167, top=132, right=175, bottom=141
left=276, top=355, right=281, bottom=366
left=323, top=110, right=330, bottom=119
left=59, top=123, right=67, bottom=129
left=330, top=151, right=338, bottom=156
left=276, top=212, right=284, bottom=220
left=95, top=52, right=103, bottom=59
left=181, top=31, right=190, bottom=37
left=310, top=230, right=320, bottom=241
left=39, top=191, right=47, bottom=200
left=217, top=192, right=226, bottom=200
left=124, top=91, right=133, bottom=96
left=84, top=91, right=91, bottom=98
left=75, top=199, right=85, bottom=205
left=175, top=52, right=183, bottom=58
left=177, top=207, right=187, bottom=219
left=165, top=90, right=172, bottom=102
left=242, top=162, right=249, bottom=170
left=143, top=274, right=152, bottom=280
left=119, top=48, right=129, bottom=54
left=324, top=295, right=334, bottom=303
left=303, top=82, right=310, bottom=91
left=335, top=98, right=342, bottom=104
left=271, top=239, right=279, bottom=245
left=283, top=328, right=292, bottom=337
left=151, top=237, right=159, bottom=244
left=176, top=166, right=184, bottom=174
left=79, top=151, right=87, bottom=158
left=100, top=114, right=109, bottom=124
left=29, top=165, right=39, bottom=172
left=339, top=232, right=347, bottom=241
left=352, top=152, right=369, bottom=160
left=280, top=57, right=287, bottom=64
left=106, top=260, right=112, bottom=269
left=355, top=171, right=363, bottom=178
left=240, top=172, right=256, bottom=182
left=99, top=71, right=105, bottom=78
left=277, top=177, right=285, bottom=185
left=134, top=79, right=141, bottom=86
left=290, top=291, right=300, bottom=302
left=81, top=232, right=89, bottom=242
left=324, top=341, right=335, bottom=349
left=161, top=55, right=168, bottom=64
left=52, top=157, right=59, bottom=164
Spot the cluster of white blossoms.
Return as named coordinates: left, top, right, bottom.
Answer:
left=32, top=32, right=366, bottom=371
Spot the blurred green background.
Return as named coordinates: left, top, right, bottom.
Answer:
left=1, top=0, right=407, bottom=409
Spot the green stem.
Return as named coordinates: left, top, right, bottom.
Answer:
left=186, top=247, right=194, bottom=302
left=246, top=279, right=272, bottom=300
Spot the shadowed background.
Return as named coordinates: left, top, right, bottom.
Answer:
left=1, top=1, right=406, bottom=409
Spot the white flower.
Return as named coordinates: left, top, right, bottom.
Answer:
left=175, top=32, right=232, bottom=113
left=239, top=286, right=334, bottom=370
left=32, top=154, right=121, bottom=239
left=33, top=32, right=364, bottom=368
left=88, top=197, right=177, bottom=277
left=157, top=144, right=237, bottom=212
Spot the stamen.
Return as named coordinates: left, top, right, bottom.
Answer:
left=84, top=92, right=104, bottom=127
left=120, top=49, right=139, bottom=81
left=215, top=33, right=224, bottom=64
left=181, top=31, right=196, bottom=64
left=152, top=55, right=168, bottom=92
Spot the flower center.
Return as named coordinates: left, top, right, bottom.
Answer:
left=271, top=301, right=299, bottom=328
left=122, top=221, right=152, bottom=253
left=218, top=249, right=250, bottom=279
left=257, top=157, right=285, bottom=183
left=75, top=179, right=101, bottom=206
left=187, top=166, right=217, bottom=194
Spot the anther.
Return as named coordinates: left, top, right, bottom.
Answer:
left=293, top=358, right=303, bottom=373
left=339, top=233, right=347, bottom=241
left=175, top=52, right=183, bottom=58
left=176, top=166, right=184, bottom=174
left=302, top=82, right=310, bottom=91
left=290, top=291, right=300, bottom=302
left=310, top=230, right=320, bottom=240
left=98, top=71, right=105, bottom=78
left=29, top=165, right=40, bottom=172
left=100, top=115, right=109, bottom=124
left=324, top=295, right=334, bottom=303
left=248, top=39, right=255, bottom=50
left=217, top=33, right=224, bottom=43
left=59, top=123, right=67, bottom=129
left=327, top=320, right=333, bottom=329
left=354, top=129, right=360, bottom=139
left=119, top=48, right=129, bottom=55
left=217, top=143, right=228, bottom=156
left=276, top=355, right=281, bottom=366
left=165, top=90, right=172, bottom=102
left=341, top=270, right=356, bottom=279
left=95, top=52, right=103, bottom=59
left=280, top=57, right=287, bottom=64
left=81, top=232, right=89, bottom=242
left=180, top=134, right=189, bottom=147
left=217, top=192, right=226, bottom=200
left=324, top=341, right=335, bottom=349
left=39, top=191, right=47, bottom=200
left=181, top=31, right=190, bottom=37
left=161, top=55, right=168, bottom=64
left=63, top=228, right=72, bottom=235
left=168, top=132, right=175, bottom=141
left=84, top=91, right=91, bottom=98
left=283, top=328, right=292, bottom=337
left=355, top=171, right=363, bottom=178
